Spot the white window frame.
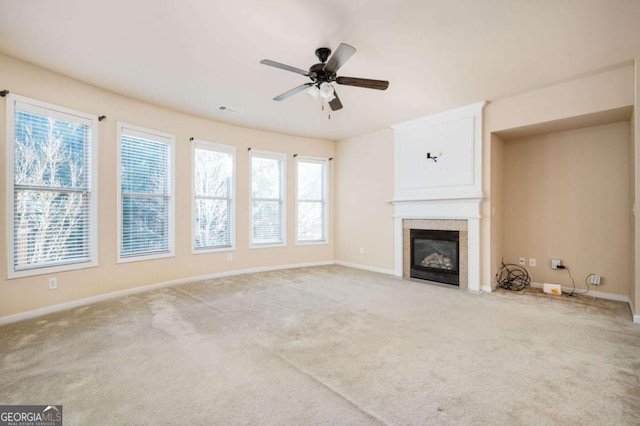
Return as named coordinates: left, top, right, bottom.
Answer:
left=5, top=94, right=99, bottom=278
left=295, top=156, right=329, bottom=245
left=249, top=150, right=286, bottom=248
left=191, top=139, right=236, bottom=254
left=117, top=122, right=175, bottom=263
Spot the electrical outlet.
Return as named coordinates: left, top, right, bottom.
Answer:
left=359, top=247, right=365, bottom=254
left=529, top=258, right=536, bottom=267
left=518, top=257, right=525, bottom=266
left=48, top=277, right=58, bottom=290
left=550, top=259, right=562, bottom=270
left=590, top=275, right=601, bottom=285
left=227, top=253, right=233, bottom=261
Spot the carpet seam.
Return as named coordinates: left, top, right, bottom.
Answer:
left=260, top=346, right=390, bottom=426
left=169, top=286, right=227, bottom=313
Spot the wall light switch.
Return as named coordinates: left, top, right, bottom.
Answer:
left=518, top=257, right=525, bottom=266
left=529, top=258, right=536, bottom=267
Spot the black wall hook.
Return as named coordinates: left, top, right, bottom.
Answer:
left=0, top=90, right=9, bottom=97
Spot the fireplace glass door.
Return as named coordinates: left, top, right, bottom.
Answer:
left=410, top=229, right=460, bottom=286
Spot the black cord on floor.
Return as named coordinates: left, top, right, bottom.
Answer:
left=496, top=259, right=531, bottom=291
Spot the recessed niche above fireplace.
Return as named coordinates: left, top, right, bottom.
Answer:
left=410, top=229, right=460, bottom=286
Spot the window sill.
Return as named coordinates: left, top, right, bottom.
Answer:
left=8, top=259, right=98, bottom=279
left=117, top=251, right=174, bottom=264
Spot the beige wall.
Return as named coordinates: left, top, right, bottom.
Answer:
left=333, top=65, right=636, bottom=294
left=335, top=128, right=394, bottom=272
left=484, top=64, right=635, bottom=288
left=630, top=58, right=640, bottom=316
left=502, top=122, right=631, bottom=295
left=0, top=53, right=335, bottom=318
left=2, top=53, right=638, bottom=319
left=489, top=133, right=505, bottom=285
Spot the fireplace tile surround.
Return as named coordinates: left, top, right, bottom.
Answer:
left=403, top=219, right=468, bottom=290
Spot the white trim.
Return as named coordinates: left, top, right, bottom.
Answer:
left=295, top=155, right=329, bottom=245
left=9, top=93, right=96, bottom=125
left=295, top=240, right=330, bottom=246
left=116, top=122, right=176, bottom=263
left=0, top=261, right=334, bottom=326
left=334, top=260, right=395, bottom=276
left=629, top=301, right=640, bottom=324
left=392, top=198, right=482, bottom=292
left=249, top=149, right=287, bottom=248
left=481, top=284, right=493, bottom=292
left=529, top=282, right=631, bottom=302
left=392, top=101, right=486, bottom=201
left=5, top=94, right=99, bottom=279
left=191, top=139, right=236, bottom=254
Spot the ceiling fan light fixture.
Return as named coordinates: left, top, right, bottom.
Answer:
left=319, top=83, right=334, bottom=99
left=307, top=85, right=320, bottom=99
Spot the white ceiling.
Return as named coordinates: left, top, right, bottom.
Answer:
left=1, top=0, right=639, bottom=141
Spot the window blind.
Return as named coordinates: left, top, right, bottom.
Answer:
left=11, top=100, right=95, bottom=273
left=251, top=153, right=285, bottom=245
left=296, top=158, right=327, bottom=242
left=119, top=128, right=173, bottom=258
left=193, top=143, right=234, bottom=250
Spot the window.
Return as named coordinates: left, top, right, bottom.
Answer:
left=117, top=123, right=174, bottom=262
left=250, top=151, right=285, bottom=247
left=6, top=94, right=98, bottom=278
left=296, top=157, right=328, bottom=243
left=192, top=140, right=235, bottom=252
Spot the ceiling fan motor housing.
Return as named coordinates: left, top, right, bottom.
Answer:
left=315, top=47, right=331, bottom=63
left=309, top=63, right=336, bottom=84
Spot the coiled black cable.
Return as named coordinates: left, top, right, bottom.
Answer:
left=496, top=259, right=531, bottom=291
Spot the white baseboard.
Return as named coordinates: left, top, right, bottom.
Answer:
left=529, top=281, right=630, bottom=302
left=5, top=263, right=638, bottom=326
left=0, top=261, right=334, bottom=326
left=518, top=282, right=640, bottom=325
left=481, top=284, right=493, bottom=293
left=334, top=261, right=395, bottom=276
left=629, top=302, right=640, bottom=324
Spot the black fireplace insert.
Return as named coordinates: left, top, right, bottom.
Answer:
left=410, top=229, right=460, bottom=286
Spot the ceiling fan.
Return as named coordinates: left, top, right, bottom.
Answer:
left=260, top=43, right=389, bottom=111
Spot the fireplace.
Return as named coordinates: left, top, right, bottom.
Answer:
left=410, top=229, right=460, bottom=286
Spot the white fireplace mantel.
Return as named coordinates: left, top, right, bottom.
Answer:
left=392, top=198, right=482, bottom=292
left=391, top=102, right=486, bottom=292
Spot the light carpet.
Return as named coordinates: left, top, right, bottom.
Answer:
left=1, top=265, right=639, bottom=425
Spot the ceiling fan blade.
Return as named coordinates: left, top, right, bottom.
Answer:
left=273, top=83, right=314, bottom=101
left=329, top=90, right=343, bottom=111
left=324, top=43, right=356, bottom=73
left=336, top=76, right=389, bottom=90
left=260, top=59, right=309, bottom=76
